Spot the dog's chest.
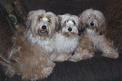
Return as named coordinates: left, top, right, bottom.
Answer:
left=36, top=37, right=55, bottom=54
left=86, top=29, right=100, bottom=47
left=25, top=32, right=54, bottom=53
left=54, top=33, right=79, bottom=53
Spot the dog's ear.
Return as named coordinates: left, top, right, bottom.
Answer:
left=55, top=15, right=61, bottom=32
left=99, top=23, right=106, bottom=35
left=25, top=10, right=36, bottom=29
left=78, top=20, right=86, bottom=36
left=54, top=15, right=59, bottom=32
left=25, top=20, right=31, bottom=29
left=78, top=14, right=86, bottom=36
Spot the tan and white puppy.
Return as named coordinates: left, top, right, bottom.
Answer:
left=25, top=9, right=59, bottom=53
left=0, top=9, right=59, bottom=80
left=70, top=9, right=119, bottom=62
left=50, top=14, right=80, bottom=62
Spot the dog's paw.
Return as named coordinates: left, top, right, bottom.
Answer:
left=102, top=51, right=119, bottom=59
left=55, top=54, right=71, bottom=62
left=50, top=53, right=71, bottom=62
left=69, top=52, right=94, bottom=62
left=42, top=67, right=54, bottom=78
left=69, top=53, right=83, bottom=62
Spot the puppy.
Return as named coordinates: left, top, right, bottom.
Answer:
left=0, top=9, right=59, bottom=80
left=69, top=9, right=119, bottom=62
left=50, top=14, right=80, bottom=62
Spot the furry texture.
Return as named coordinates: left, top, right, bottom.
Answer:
left=0, top=9, right=59, bottom=80
left=50, top=14, right=80, bottom=62
left=69, top=9, right=119, bottom=62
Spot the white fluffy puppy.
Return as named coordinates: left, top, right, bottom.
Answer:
left=50, top=14, right=80, bottom=62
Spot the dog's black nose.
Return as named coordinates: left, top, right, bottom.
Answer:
left=42, top=25, right=46, bottom=29
left=90, top=22, right=94, bottom=26
left=68, top=27, right=72, bottom=32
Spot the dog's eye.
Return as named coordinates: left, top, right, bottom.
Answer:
left=72, top=20, right=76, bottom=25
left=39, top=17, right=42, bottom=21
left=67, top=20, right=69, bottom=22
left=48, top=19, right=50, bottom=22
left=95, top=16, right=97, bottom=19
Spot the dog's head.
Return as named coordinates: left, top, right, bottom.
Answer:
left=79, top=9, right=106, bottom=35
left=58, top=14, right=80, bottom=38
left=25, top=9, right=59, bottom=37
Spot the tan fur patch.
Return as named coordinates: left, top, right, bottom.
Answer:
left=1, top=9, right=58, bottom=80
left=69, top=33, right=95, bottom=62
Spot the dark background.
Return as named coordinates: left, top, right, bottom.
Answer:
left=0, top=0, right=122, bottom=81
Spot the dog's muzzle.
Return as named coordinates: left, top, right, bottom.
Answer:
left=90, top=22, right=94, bottom=26
left=38, top=25, right=48, bottom=35
left=86, top=22, right=95, bottom=28
left=68, top=27, right=72, bottom=32
left=42, top=25, right=46, bottom=30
